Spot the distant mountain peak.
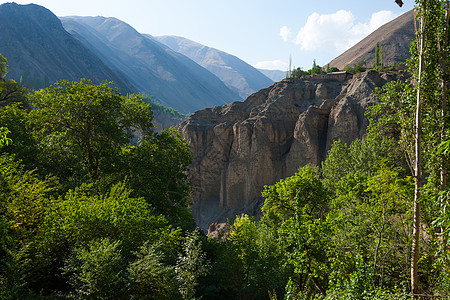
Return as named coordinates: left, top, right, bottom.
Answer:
left=155, top=35, right=274, bottom=99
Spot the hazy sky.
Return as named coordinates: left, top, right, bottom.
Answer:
left=1, top=1, right=415, bottom=70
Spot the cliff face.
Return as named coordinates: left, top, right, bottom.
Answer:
left=178, top=70, right=406, bottom=230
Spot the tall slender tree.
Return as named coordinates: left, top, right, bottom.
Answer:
left=411, top=4, right=425, bottom=295
left=375, top=42, right=380, bottom=69
left=400, top=1, right=450, bottom=297
left=380, top=45, right=384, bottom=69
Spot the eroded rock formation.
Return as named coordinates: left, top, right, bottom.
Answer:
left=178, top=70, right=406, bottom=230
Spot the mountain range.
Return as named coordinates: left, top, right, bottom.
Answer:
left=154, top=35, right=274, bottom=99
left=257, top=68, right=286, bottom=82
left=61, top=16, right=242, bottom=114
left=0, top=2, right=280, bottom=114
left=0, top=2, right=416, bottom=116
left=0, top=3, right=134, bottom=92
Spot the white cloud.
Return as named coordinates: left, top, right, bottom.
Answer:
left=295, top=10, right=354, bottom=51
left=254, top=60, right=288, bottom=71
left=351, top=10, right=397, bottom=36
left=294, top=10, right=398, bottom=53
left=279, top=26, right=292, bottom=42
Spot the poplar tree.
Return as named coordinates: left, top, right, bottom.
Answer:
left=396, top=1, right=450, bottom=297
left=375, top=42, right=380, bottom=69
left=380, top=45, right=384, bottom=69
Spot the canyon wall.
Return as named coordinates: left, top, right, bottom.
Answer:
left=178, top=70, right=406, bottom=230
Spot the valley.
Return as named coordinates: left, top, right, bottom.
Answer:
left=2, top=2, right=446, bottom=298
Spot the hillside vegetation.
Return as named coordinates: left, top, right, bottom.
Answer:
left=1, top=1, right=450, bottom=299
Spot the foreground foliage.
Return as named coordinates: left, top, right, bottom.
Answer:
left=0, top=73, right=206, bottom=298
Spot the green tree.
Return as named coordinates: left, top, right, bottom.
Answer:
left=63, top=238, right=127, bottom=299
left=0, top=103, right=39, bottom=169
left=0, top=127, right=11, bottom=147
left=175, top=229, right=209, bottom=300
left=28, top=181, right=182, bottom=294
left=0, top=154, right=55, bottom=245
left=31, top=79, right=154, bottom=189
left=327, top=167, right=413, bottom=293
left=29, top=80, right=193, bottom=226
left=365, top=167, right=413, bottom=282
left=327, top=66, right=340, bottom=73
left=374, top=43, right=384, bottom=70
left=375, top=43, right=380, bottom=69
left=262, top=165, right=327, bottom=225
left=344, top=61, right=366, bottom=74
left=321, top=138, right=403, bottom=193
left=128, top=242, right=179, bottom=299
left=262, top=165, right=330, bottom=297
left=0, top=75, right=196, bottom=297
left=0, top=54, right=28, bottom=106
left=40, top=182, right=180, bottom=256
left=371, top=1, right=450, bottom=295
left=0, top=54, right=6, bottom=80
left=228, top=215, right=259, bottom=300
left=124, top=129, right=192, bottom=225
left=291, top=67, right=308, bottom=78
left=223, top=215, right=285, bottom=300
left=310, top=60, right=325, bottom=75
left=380, top=45, right=384, bottom=69
left=0, top=153, right=56, bottom=297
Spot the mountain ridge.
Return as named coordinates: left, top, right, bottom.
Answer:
left=258, top=68, right=286, bottom=82
left=328, top=9, right=415, bottom=69
left=0, top=3, right=135, bottom=92
left=154, top=35, right=274, bottom=99
left=61, top=16, right=241, bottom=114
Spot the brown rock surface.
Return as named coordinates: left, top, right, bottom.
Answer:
left=178, top=70, right=407, bottom=230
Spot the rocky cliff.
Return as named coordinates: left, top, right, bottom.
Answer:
left=178, top=70, right=407, bottom=230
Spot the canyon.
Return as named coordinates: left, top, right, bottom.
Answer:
left=178, top=70, right=409, bottom=230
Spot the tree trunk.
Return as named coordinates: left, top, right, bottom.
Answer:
left=411, top=4, right=426, bottom=298
left=440, top=1, right=450, bottom=192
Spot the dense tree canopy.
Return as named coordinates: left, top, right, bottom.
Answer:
left=30, top=80, right=153, bottom=187
left=0, top=65, right=199, bottom=297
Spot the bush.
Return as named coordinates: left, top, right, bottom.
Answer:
left=63, top=238, right=126, bottom=299
left=128, top=242, right=179, bottom=299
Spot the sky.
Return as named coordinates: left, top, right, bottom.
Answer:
left=1, top=0, right=415, bottom=71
